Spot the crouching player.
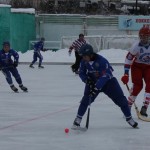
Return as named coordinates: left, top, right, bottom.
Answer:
left=0, top=41, right=28, bottom=92
left=72, top=44, right=138, bottom=129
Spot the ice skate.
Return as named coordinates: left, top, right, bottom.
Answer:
left=38, top=65, right=44, bottom=68
left=126, top=117, right=138, bottom=128
left=10, top=85, right=18, bottom=92
left=71, top=117, right=81, bottom=130
left=140, top=106, right=148, bottom=117
left=19, top=85, right=28, bottom=92
left=29, top=64, right=34, bottom=68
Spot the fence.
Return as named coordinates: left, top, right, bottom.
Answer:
left=0, top=5, right=35, bottom=53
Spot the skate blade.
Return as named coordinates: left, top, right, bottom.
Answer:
left=71, top=126, right=87, bottom=131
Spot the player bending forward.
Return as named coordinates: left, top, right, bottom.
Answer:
left=121, top=26, right=150, bottom=117
left=0, top=41, right=28, bottom=92
left=72, top=44, right=138, bottom=129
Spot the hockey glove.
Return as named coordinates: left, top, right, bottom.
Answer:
left=86, top=77, right=95, bottom=89
left=121, top=74, right=129, bottom=84
left=68, top=49, right=72, bottom=56
left=13, top=61, right=18, bottom=67
left=90, top=87, right=99, bottom=97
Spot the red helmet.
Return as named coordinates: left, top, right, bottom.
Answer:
left=139, top=27, right=150, bottom=43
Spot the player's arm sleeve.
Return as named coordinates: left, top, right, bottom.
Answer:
left=69, top=42, right=75, bottom=51
left=95, top=62, right=113, bottom=90
left=124, top=52, right=134, bottom=75
left=41, top=43, right=44, bottom=51
left=12, top=50, right=19, bottom=62
left=33, top=42, right=37, bottom=49
left=124, top=44, right=137, bottom=75
left=79, top=61, right=88, bottom=83
left=69, top=45, right=74, bottom=50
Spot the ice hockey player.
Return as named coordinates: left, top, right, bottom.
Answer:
left=68, top=33, right=86, bottom=74
left=0, top=41, right=28, bottom=92
left=29, top=37, right=46, bottom=68
left=72, top=43, right=138, bottom=129
left=121, top=26, right=150, bottom=117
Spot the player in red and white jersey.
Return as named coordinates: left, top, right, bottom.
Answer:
left=121, top=26, right=150, bottom=117
left=68, top=34, right=86, bottom=74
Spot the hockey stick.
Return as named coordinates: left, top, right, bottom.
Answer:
left=126, top=84, right=150, bottom=122
left=85, top=96, right=92, bottom=129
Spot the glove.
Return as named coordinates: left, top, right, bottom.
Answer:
left=90, top=87, right=99, bottom=97
left=121, top=74, right=129, bottom=84
left=13, top=61, right=18, bottom=67
left=86, top=77, right=95, bottom=89
left=68, top=49, right=72, bottom=56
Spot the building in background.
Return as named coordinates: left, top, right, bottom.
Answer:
left=0, top=0, right=11, bottom=4
left=0, top=0, right=149, bottom=15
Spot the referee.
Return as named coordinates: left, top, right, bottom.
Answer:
left=68, top=33, right=86, bottom=74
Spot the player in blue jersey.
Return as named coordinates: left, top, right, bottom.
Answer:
left=72, top=44, right=138, bottom=129
left=29, top=37, right=47, bottom=68
left=0, top=41, right=28, bottom=92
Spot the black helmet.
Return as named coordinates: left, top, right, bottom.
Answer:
left=40, top=37, right=45, bottom=41
left=79, top=44, right=94, bottom=56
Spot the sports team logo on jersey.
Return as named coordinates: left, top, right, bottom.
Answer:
left=139, top=53, right=150, bottom=63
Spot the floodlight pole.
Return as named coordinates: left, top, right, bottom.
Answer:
left=135, top=0, right=138, bottom=15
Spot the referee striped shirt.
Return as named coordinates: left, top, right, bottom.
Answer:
left=69, top=39, right=86, bottom=52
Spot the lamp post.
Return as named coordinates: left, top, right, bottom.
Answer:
left=135, top=0, right=138, bottom=15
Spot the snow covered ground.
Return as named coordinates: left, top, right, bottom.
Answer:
left=0, top=49, right=150, bottom=150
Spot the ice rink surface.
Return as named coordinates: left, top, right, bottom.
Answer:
left=0, top=65, right=150, bottom=150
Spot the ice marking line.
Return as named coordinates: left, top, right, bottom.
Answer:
left=0, top=105, right=77, bottom=131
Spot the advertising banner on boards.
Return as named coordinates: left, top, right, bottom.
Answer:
left=119, top=16, right=150, bottom=30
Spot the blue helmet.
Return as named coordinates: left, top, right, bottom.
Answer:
left=3, top=41, right=10, bottom=46
left=79, top=44, right=94, bottom=56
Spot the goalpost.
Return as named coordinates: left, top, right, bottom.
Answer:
left=61, top=35, right=138, bottom=51
left=61, top=35, right=102, bottom=53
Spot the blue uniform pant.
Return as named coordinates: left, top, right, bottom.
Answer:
left=77, top=77, right=131, bottom=119
left=2, top=67, right=22, bottom=86
left=31, top=52, right=43, bottom=66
